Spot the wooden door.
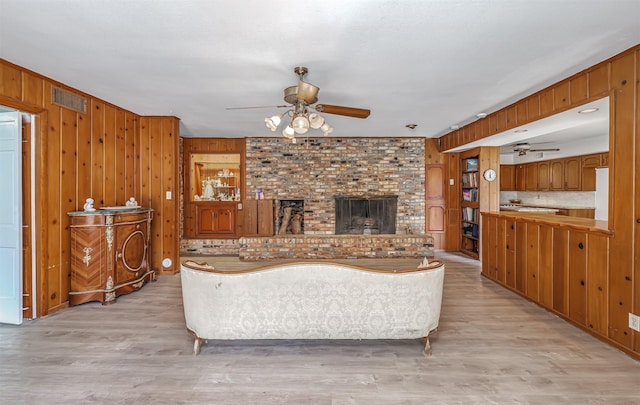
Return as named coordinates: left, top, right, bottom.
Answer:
left=515, top=165, right=526, bottom=191
left=500, top=165, right=515, bottom=191
left=525, top=163, right=538, bottom=191
left=568, top=230, right=587, bottom=325
left=515, top=222, right=527, bottom=293
left=215, top=206, right=235, bottom=234
left=552, top=228, right=569, bottom=315
left=549, top=159, right=564, bottom=190
left=114, top=214, right=149, bottom=285
left=525, top=223, right=539, bottom=300
left=564, top=157, right=581, bottom=190
left=587, top=234, right=609, bottom=335
left=504, top=219, right=516, bottom=288
left=537, top=161, right=550, bottom=191
left=581, top=153, right=601, bottom=191
left=538, top=225, right=554, bottom=309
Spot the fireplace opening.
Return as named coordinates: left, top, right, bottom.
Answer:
left=334, top=196, right=397, bottom=235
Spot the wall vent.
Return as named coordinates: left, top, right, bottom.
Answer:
left=51, top=86, right=87, bottom=114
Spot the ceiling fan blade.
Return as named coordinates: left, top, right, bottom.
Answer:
left=315, top=104, right=370, bottom=119
left=225, top=105, right=289, bottom=110
left=531, top=148, right=560, bottom=152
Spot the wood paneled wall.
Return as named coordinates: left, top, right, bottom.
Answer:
left=0, top=59, right=180, bottom=316
left=440, top=44, right=640, bottom=357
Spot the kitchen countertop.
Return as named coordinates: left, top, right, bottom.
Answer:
left=501, top=203, right=595, bottom=209
left=483, top=211, right=611, bottom=235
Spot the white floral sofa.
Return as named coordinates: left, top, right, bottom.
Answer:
left=180, top=258, right=445, bottom=356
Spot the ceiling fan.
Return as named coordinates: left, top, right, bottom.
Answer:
left=511, top=142, right=560, bottom=156
left=226, top=67, right=370, bottom=140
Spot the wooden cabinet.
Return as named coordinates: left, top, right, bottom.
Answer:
left=525, top=163, right=538, bottom=191
left=537, top=161, right=550, bottom=190
left=564, top=157, right=582, bottom=190
left=582, top=152, right=608, bottom=191
left=506, top=153, right=607, bottom=193
left=500, top=165, right=515, bottom=191
left=549, top=159, right=564, bottom=190
left=244, top=199, right=275, bottom=236
left=68, top=209, right=154, bottom=306
left=194, top=202, right=237, bottom=237
left=481, top=212, right=613, bottom=355
left=568, top=230, right=588, bottom=326
left=515, top=164, right=526, bottom=191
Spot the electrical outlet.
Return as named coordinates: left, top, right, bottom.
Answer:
left=629, top=313, right=640, bottom=332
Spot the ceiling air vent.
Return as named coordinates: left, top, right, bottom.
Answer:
left=51, top=86, right=87, bottom=114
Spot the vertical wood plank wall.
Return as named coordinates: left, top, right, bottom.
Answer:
left=440, top=44, right=639, bottom=357
left=0, top=59, right=180, bottom=316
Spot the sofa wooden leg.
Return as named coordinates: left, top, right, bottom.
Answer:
left=422, top=336, right=432, bottom=356
left=193, top=337, right=203, bottom=356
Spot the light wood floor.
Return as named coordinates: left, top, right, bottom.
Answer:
left=2, top=252, right=639, bottom=404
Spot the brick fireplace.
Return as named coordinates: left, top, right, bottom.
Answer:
left=237, top=137, right=431, bottom=260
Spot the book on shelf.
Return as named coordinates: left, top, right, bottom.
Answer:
left=462, top=207, right=478, bottom=223
left=461, top=172, right=479, bottom=188
left=462, top=188, right=478, bottom=202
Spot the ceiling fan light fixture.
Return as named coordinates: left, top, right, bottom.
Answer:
left=578, top=107, right=599, bottom=114
left=308, top=113, right=324, bottom=129
left=265, top=113, right=283, bottom=131
left=321, top=122, right=333, bottom=136
left=282, top=125, right=295, bottom=138
left=292, top=115, right=310, bottom=134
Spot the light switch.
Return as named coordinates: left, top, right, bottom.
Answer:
left=166, top=191, right=172, bottom=200
left=449, top=178, right=455, bottom=185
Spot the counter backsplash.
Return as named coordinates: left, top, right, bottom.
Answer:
left=500, top=191, right=596, bottom=209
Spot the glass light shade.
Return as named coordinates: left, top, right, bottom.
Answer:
left=282, top=125, right=295, bottom=139
left=308, top=113, right=324, bottom=129
left=265, top=114, right=282, bottom=131
left=292, top=115, right=310, bottom=134
left=321, top=122, right=333, bottom=136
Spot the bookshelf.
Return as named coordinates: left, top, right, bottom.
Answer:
left=461, top=155, right=480, bottom=258
left=457, top=147, right=500, bottom=260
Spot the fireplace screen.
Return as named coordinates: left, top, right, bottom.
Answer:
left=334, top=196, right=397, bottom=235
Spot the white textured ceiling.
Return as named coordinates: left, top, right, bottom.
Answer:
left=0, top=0, right=639, bottom=140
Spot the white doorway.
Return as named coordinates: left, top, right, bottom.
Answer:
left=0, top=110, right=22, bottom=324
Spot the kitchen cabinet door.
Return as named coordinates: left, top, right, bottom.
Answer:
left=549, top=159, right=564, bottom=190
left=538, top=225, right=554, bottom=309
left=525, top=163, right=538, bottom=191
left=568, top=230, right=587, bottom=326
left=504, top=219, right=516, bottom=288
left=500, top=165, right=515, bottom=191
left=515, top=165, right=526, bottom=191
left=587, top=234, right=608, bottom=335
left=564, top=157, right=581, bottom=190
left=537, top=161, right=550, bottom=191
left=525, top=223, right=539, bottom=301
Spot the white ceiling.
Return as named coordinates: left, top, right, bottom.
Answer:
left=0, top=0, right=638, bottom=141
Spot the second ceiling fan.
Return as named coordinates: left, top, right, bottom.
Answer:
left=511, top=142, right=560, bottom=156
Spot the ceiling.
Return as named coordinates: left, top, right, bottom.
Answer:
left=0, top=0, right=638, bottom=141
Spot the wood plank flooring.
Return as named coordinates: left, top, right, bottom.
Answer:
left=1, top=252, right=639, bottom=404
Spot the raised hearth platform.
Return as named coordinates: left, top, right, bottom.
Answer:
left=239, top=235, right=434, bottom=261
